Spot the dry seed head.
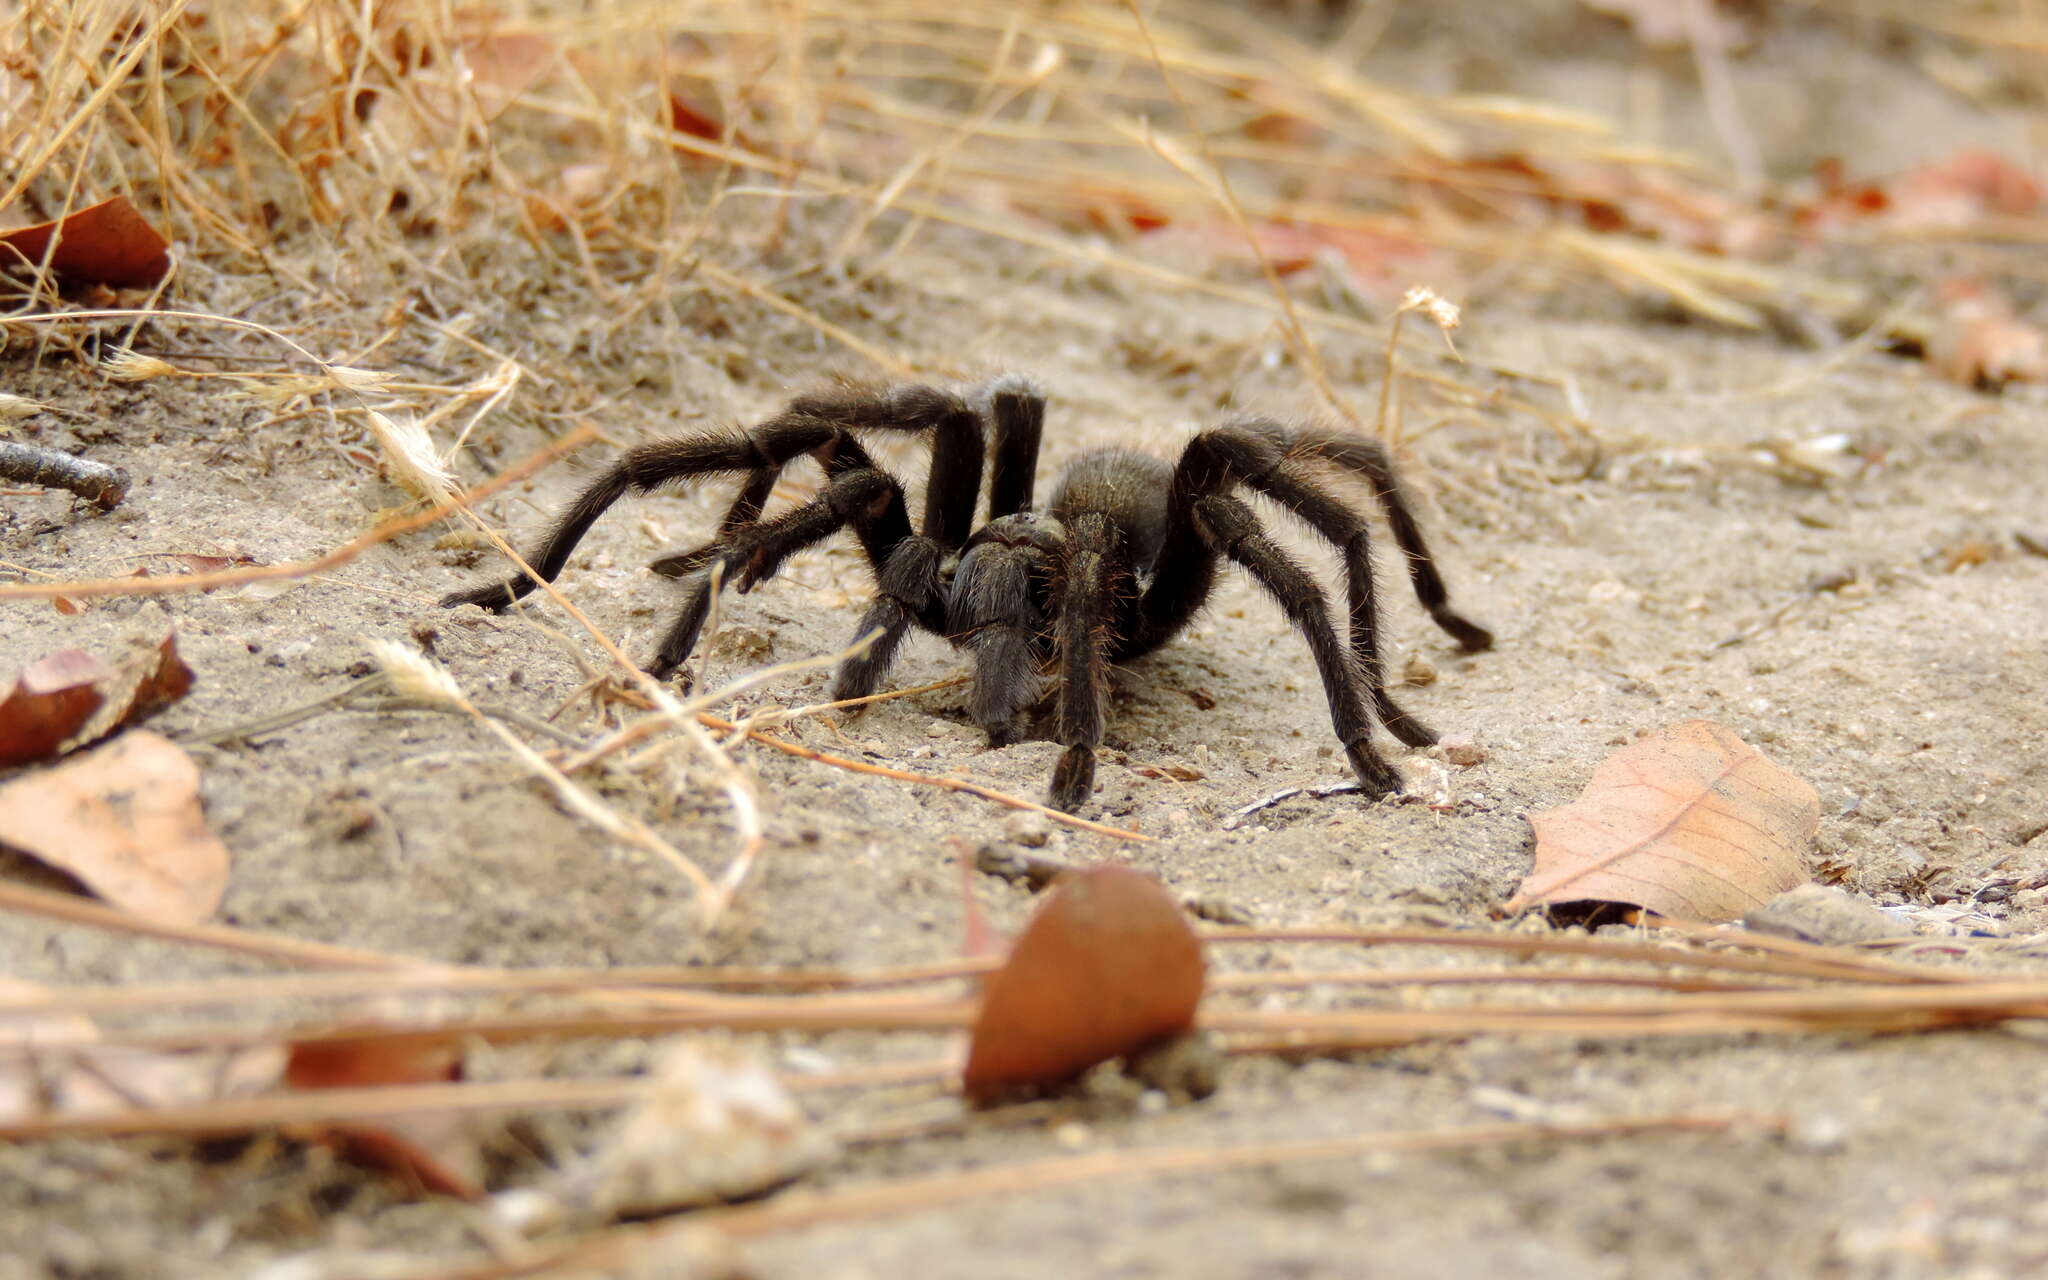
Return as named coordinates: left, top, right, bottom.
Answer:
left=0, top=393, right=46, bottom=422
left=366, top=409, right=458, bottom=503
left=100, top=349, right=180, bottom=381
left=325, top=364, right=398, bottom=393
left=367, top=639, right=467, bottom=710
left=1400, top=286, right=1461, bottom=334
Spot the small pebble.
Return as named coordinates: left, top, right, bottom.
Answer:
left=1402, top=654, right=1437, bottom=687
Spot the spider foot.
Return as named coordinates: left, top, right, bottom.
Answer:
left=1343, top=741, right=1403, bottom=800
left=1373, top=692, right=1439, bottom=750
left=647, top=544, right=718, bottom=579
left=1435, top=609, right=1495, bottom=654
left=1048, top=745, right=1096, bottom=813
left=439, top=580, right=523, bottom=613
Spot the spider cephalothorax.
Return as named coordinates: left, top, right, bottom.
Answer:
left=442, top=375, right=1493, bottom=812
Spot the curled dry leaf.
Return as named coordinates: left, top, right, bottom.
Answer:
left=0, top=631, right=195, bottom=767
left=0, top=730, right=229, bottom=925
left=0, top=197, right=172, bottom=288
left=1504, top=720, right=1817, bottom=923
left=0, top=650, right=111, bottom=767
left=963, top=865, right=1206, bottom=1102
left=286, top=1027, right=482, bottom=1200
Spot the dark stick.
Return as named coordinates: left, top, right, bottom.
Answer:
left=0, top=441, right=130, bottom=508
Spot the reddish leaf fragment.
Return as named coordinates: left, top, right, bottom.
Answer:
left=0, top=197, right=171, bottom=288
left=963, top=866, right=1205, bottom=1101
left=1504, top=720, right=1817, bottom=923
left=285, top=1029, right=483, bottom=1201
left=0, top=730, right=229, bottom=925
left=667, top=92, right=723, bottom=142
left=0, top=650, right=111, bottom=767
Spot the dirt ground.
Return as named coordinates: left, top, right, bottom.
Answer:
left=5, top=3, right=2048, bottom=1277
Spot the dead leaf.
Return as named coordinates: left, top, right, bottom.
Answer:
left=0, top=632, right=196, bottom=767
left=0, top=650, right=111, bottom=768
left=963, top=865, right=1206, bottom=1101
left=0, top=731, right=229, bottom=924
left=1504, top=720, right=1817, bottom=922
left=286, top=1029, right=482, bottom=1200
left=0, top=197, right=172, bottom=289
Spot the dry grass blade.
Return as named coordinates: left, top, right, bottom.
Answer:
left=1201, top=925, right=1946, bottom=985
left=697, top=712, right=1152, bottom=842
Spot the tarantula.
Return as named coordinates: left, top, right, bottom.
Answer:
left=441, top=376, right=1493, bottom=812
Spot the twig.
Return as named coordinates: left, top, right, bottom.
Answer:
left=0, top=424, right=597, bottom=600
left=179, top=675, right=388, bottom=745
left=370, top=642, right=724, bottom=913
left=0, top=441, right=129, bottom=507
left=697, top=712, right=1153, bottom=842
left=1200, top=925, right=1943, bottom=986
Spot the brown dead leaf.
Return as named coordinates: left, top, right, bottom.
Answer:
left=1504, top=720, right=1817, bottom=923
left=963, top=866, right=1206, bottom=1102
left=286, top=1029, right=482, bottom=1200
left=0, top=197, right=172, bottom=289
left=0, top=730, right=229, bottom=924
left=0, top=632, right=196, bottom=767
left=0, top=650, right=111, bottom=767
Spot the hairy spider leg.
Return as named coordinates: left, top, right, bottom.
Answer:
left=1268, top=424, right=1496, bottom=655
left=1046, top=510, right=1133, bottom=812
left=646, top=383, right=974, bottom=580
left=1162, top=424, right=1443, bottom=747
left=830, top=396, right=988, bottom=701
left=1191, top=493, right=1404, bottom=797
left=442, top=409, right=878, bottom=611
left=647, top=467, right=913, bottom=679
left=980, top=374, right=1048, bottom=519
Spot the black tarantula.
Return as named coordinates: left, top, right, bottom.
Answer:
left=442, top=376, right=1493, bottom=812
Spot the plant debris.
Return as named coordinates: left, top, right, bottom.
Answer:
left=0, top=632, right=195, bottom=767
left=963, top=866, right=1206, bottom=1102
left=0, top=196, right=171, bottom=288
left=0, top=442, right=130, bottom=507
left=0, top=731, right=228, bottom=925
left=1504, top=721, right=1818, bottom=923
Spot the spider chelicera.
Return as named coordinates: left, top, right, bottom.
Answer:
left=441, top=375, right=1493, bottom=812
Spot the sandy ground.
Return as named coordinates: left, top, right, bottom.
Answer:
left=5, top=4, right=2048, bottom=1277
